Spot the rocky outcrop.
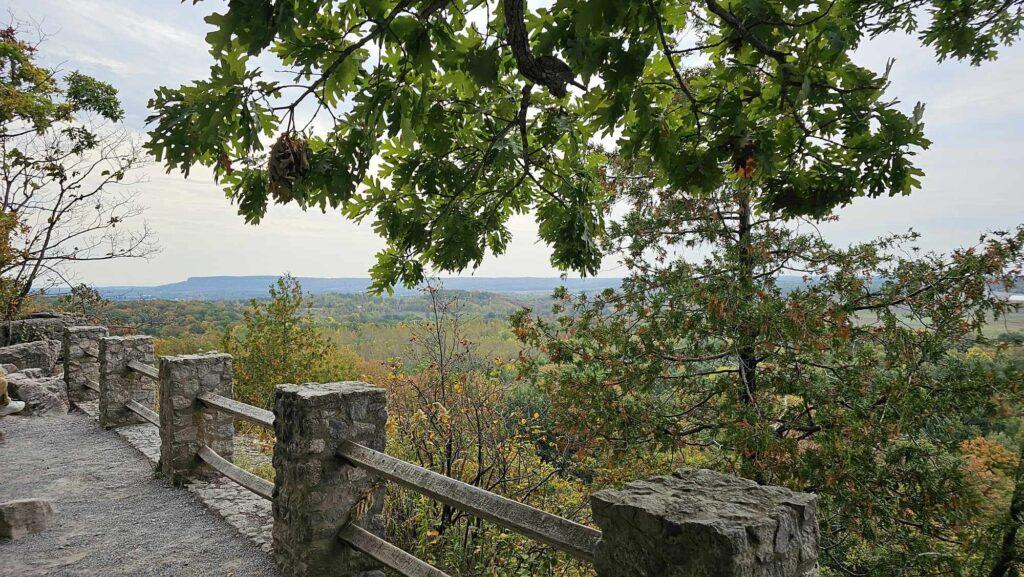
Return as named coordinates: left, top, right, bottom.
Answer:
left=591, top=468, right=819, bottom=577
left=0, top=340, right=60, bottom=375
left=1, top=314, right=83, bottom=346
left=0, top=498, right=55, bottom=539
left=6, top=370, right=69, bottom=416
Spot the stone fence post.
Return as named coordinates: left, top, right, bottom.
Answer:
left=98, top=335, right=155, bottom=429
left=63, top=326, right=108, bottom=404
left=590, top=468, right=819, bottom=577
left=272, top=382, right=387, bottom=577
left=158, top=353, right=234, bottom=484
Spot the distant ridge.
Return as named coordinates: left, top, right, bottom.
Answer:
left=84, top=276, right=625, bottom=301
left=55, top=275, right=1024, bottom=302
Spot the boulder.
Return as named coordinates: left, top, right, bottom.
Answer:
left=1, top=314, right=84, bottom=346
left=7, top=372, right=68, bottom=416
left=0, top=340, right=59, bottom=375
left=590, top=468, right=819, bottom=577
left=0, top=499, right=55, bottom=539
left=2, top=363, right=17, bottom=374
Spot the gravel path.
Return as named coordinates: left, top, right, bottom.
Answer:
left=0, top=412, right=281, bottom=576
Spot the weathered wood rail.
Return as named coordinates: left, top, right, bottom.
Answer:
left=125, top=399, right=159, bottom=427
left=126, top=359, right=158, bottom=380
left=62, top=325, right=821, bottom=577
left=198, top=444, right=274, bottom=499
left=339, top=523, right=450, bottom=577
left=337, top=438, right=600, bottom=562
left=198, top=392, right=274, bottom=429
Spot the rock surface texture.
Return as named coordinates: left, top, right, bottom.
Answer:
left=6, top=372, right=68, bottom=416
left=591, top=468, right=819, bottom=577
left=0, top=340, right=59, bottom=375
left=1, top=315, right=82, bottom=346
left=0, top=499, right=55, bottom=539
left=273, top=382, right=388, bottom=577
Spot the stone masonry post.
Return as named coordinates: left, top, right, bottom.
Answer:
left=590, top=468, right=819, bottom=577
left=158, top=353, right=234, bottom=484
left=98, top=335, right=155, bottom=429
left=63, top=326, right=108, bottom=404
left=272, top=382, right=387, bottom=577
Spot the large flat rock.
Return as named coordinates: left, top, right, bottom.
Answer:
left=1, top=315, right=83, bottom=346
left=0, top=340, right=59, bottom=375
left=6, top=373, right=68, bottom=416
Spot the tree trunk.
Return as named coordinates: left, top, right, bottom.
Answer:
left=736, top=189, right=758, bottom=405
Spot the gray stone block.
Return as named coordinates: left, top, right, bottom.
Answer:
left=158, top=352, right=234, bottom=484
left=1, top=315, right=82, bottom=346
left=272, top=382, right=387, bottom=577
left=0, top=498, right=55, bottom=539
left=591, top=468, right=819, bottom=577
left=6, top=373, right=68, bottom=416
left=99, top=336, right=156, bottom=428
left=0, top=340, right=59, bottom=375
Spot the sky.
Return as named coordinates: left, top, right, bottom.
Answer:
left=5, top=0, right=1022, bottom=287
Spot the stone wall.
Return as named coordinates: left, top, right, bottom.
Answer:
left=158, top=353, right=234, bottom=484
left=63, top=326, right=108, bottom=403
left=272, top=382, right=387, bottom=577
left=98, top=336, right=156, bottom=429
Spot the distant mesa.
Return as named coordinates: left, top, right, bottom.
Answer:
left=63, top=276, right=626, bottom=301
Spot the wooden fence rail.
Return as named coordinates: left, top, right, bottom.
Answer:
left=198, top=392, right=274, bottom=429
left=337, top=439, right=601, bottom=562
left=339, top=524, right=452, bottom=577
left=126, top=359, right=158, bottom=380
left=197, top=445, right=274, bottom=499
left=125, top=399, right=159, bottom=427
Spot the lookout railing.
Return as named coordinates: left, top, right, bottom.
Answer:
left=62, top=325, right=821, bottom=577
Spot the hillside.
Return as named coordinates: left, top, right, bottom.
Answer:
left=86, top=276, right=625, bottom=301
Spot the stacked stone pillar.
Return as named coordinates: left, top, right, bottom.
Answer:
left=272, top=382, right=387, bottom=577
left=62, top=326, right=108, bottom=403
left=98, top=335, right=155, bottom=429
left=158, top=353, right=234, bottom=484
left=590, top=468, right=819, bottom=577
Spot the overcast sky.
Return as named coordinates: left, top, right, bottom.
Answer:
left=6, top=0, right=1022, bottom=286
